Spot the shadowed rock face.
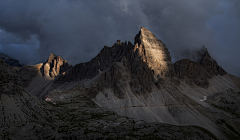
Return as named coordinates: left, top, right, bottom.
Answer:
left=56, top=41, right=135, bottom=82
left=174, top=59, right=211, bottom=88
left=200, top=48, right=226, bottom=76
left=41, top=53, right=72, bottom=78
left=0, top=53, right=23, bottom=67
left=174, top=47, right=227, bottom=88
left=16, top=63, right=43, bottom=88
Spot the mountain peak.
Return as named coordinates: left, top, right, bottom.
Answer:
left=134, top=27, right=171, bottom=60
left=49, top=53, right=57, bottom=57
left=41, top=53, right=71, bottom=78
left=199, top=47, right=226, bottom=76
left=140, top=26, right=149, bottom=31
left=134, top=27, right=174, bottom=77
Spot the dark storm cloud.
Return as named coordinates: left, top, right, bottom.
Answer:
left=0, top=0, right=149, bottom=64
left=0, top=29, right=40, bottom=64
left=0, top=0, right=239, bottom=76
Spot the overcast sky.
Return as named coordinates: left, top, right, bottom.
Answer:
left=0, top=0, right=239, bottom=76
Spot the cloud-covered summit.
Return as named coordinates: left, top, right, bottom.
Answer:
left=0, top=0, right=239, bottom=76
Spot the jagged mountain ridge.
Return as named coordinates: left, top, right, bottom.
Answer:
left=2, top=27, right=240, bottom=139
left=53, top=27, right=227, bottom=98
left=56, top=40, right=134, bottom=82
left=55, top=27, right=225, bottom=85
left=24, top=28, right=228, bottom=99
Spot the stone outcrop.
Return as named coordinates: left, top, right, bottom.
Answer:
left=41, top=53, right=72, bottom=78
left=0, top=53, right=23, bottom=67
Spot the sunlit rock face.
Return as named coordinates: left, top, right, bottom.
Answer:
left=13, top=53, right=72, bottom=98
left=41, top=53, right=71, bottom=78
left=134, top=27, right=175, bottom=78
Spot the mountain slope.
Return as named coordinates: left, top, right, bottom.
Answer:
left=0, top=58, right=218, bottom=139
left=0, top=58, right=55, bottom=139
left=53, top=27, right=240, bottom=139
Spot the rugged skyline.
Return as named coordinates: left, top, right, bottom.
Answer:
left=0, top=0, right=239, bottom=76
left=1, top=27, right=239, bottom=139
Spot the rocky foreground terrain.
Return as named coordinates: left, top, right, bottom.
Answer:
left=0, top=27, right=240, bottom=139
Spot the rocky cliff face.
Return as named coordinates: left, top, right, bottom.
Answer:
left=56, top=41, right=134, bottom=82
left=134, top=27, right=175, bottom=77
left=174, top=59, right=211, bottom=88
left=174, top=46, right=227, bottom=88
left=41, top=53, right=72, bottom=78
left=0, top=53, right=23, bottom=67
